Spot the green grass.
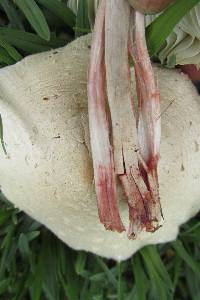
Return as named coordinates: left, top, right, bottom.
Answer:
left=0, top=1, right=199, bottom=299
left=0, top=192, right=199, bottom=300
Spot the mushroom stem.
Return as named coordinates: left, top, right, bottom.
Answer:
left=88, top=0, right=162, bottom=237
left=88, top=0, right=125, bottom=233
left=105, top=0, right=152, bottom=238
left=130, top=10, right=162, bottom=225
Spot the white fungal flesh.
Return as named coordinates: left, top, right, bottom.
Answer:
left=0, top=35, right=200, bottom=260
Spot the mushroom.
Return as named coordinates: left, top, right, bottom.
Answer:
left=0, top=35, right=200, bottom=260
left=127, top=0, right=175, bottom=14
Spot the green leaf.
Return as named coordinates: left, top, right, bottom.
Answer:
left=172, top=240, right=200, bottom=278
left=11, top=271, right=29, bottom=300
left=173, top=255, right=182, bottom=292
left=75, top=251, right=87, bottom=276
left=181, top=221, right=200, bottom=236
left=95, top=257, right=117, bottom=288
left=87, top=0, right=96, bottom=28
left=186, top=268, right=200, bottom=300
left=0, top=47, right=14, bottom=65
left=146, top=0, right=200, bottom=56
left=0, top=0, right=24, bottom=29
left=140, top=246, right=173, bottom=300
left=36, top=0, right=76, bottom=29
left=0, top=224, right=15, bottom=279
left=0, top=33, right=22, bottom=61
left=11, top=211, right=18, bottom=225
left=0, top=210, right=11, bottom=225
left=117, top=263, right=124, bottom=300
left=0, top=279, right=10, bottom=295
left=59, top=272, right=79, bottom=300
left=42, top=236, right=60, bottom=300
left=132, top=255, right=148, bottom=300
left=89, top=272, right=105, bottom=282
left=144, top=246, right=173, bottom=290
left=26, top=231, right=40, bottom=241
left=15, top=0, right=50, bottom=41
left=30, top=241, right=45, bottom=300
left=0, top=114, right=7, bottom=155
left=0, top=28, right=67, bottom=54
left=18, top=233, right=30, bottom=260
left=75, top=0, right=90, bottom=37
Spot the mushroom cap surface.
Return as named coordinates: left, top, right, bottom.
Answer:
left=0, top=35, right=200, bottom=260
left=128, top=0, right=175, bottom=14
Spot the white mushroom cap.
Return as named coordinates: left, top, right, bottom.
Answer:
left=0, top=35, right=200, bottom=260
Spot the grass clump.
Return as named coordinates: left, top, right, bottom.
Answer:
left=0, top=192, right=200, bottom=300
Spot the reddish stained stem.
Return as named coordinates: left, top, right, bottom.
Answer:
left=88, top=1, right=163, bottom=237
left=120, top=174, right=149, bottom=238
left=104, top=0, right=162, bottom=238
left=105, top=0, right=150, bottom=238
left=88, top=0, right=125, bottom=233
left=130, top=10, right=162, bottom=224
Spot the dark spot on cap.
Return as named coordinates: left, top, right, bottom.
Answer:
left=43, top=97, right=49, bottom=101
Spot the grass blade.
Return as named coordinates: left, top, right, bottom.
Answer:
left=117, top=262, right=123, bottom=300
left=132, top=254, right=148, bottom=300
left=140, top=246, right=173, bottom=300
left=173, top=255, right=182, bottom=293
left=172, top=240, right=200, bottom=278
left=42, top=237, right=60, bottom=300
left=37, top=0, right=76, bottom=29
left=15, top=0, right=50, bottom=41
left=75, top=0, right=90, bottom=37
left=0, top=224, right=15, bottom=279
left=75, top=251, right=87, bottom=277
left=143, top=246, right=173, bottom=290
left=95, top=257, right=117, bottom=288
left=11, top=271, right=29, bottom=300
left=26, top=231, right=40, bottom=241
left=0, top=279, right=10, bottom=295
left=0, top=47, right=15, bottom=65
left=58, top=245, right=80, bottom=300
left=146, top=0, right=200, bottom=56
left=0, top=210, right=12, bottom=225
left=87, top=0, right=97, bottom=27
left=0, top=28, right=67, bottom=54
left=18, top=233, right=31, bottom=260
left=0, top=0, right=24, bottom=29
left=30, top=243, right=44, bottom=300
left=185, top=268, right=200, bottom=300
left=0, top=33, right=22, bottom=61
